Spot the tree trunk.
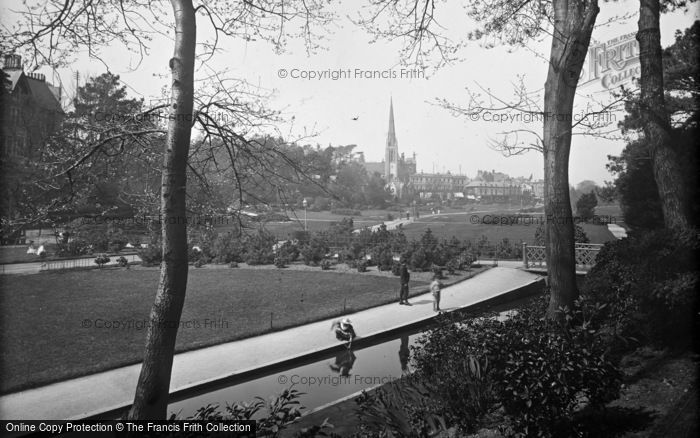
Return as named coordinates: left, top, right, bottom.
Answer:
left=637, top=0, right=689, bottom=230
left=543, top=0, right=599, bottom=318
left=128, top=0, right=196, bottom=420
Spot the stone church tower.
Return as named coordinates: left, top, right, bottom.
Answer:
left=384, top=98, right=399, bottom=182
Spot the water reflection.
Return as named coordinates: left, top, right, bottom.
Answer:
left=398, top=335, right=410, bottom=375
left=329, top=349, right=356, bottom=377
left=169, top=333, right=419, bottom=418
left=167, top=296, right=534, bottom=419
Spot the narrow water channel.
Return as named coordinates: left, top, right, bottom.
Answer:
left=167, top=294, right=534, bottom=419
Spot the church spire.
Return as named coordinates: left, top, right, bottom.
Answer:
left=387, top=97, right=396, bottom=143
left=385, top=97, right=399, bottom=182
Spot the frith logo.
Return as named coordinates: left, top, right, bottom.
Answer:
left=580, top=33, right=641, bottom=89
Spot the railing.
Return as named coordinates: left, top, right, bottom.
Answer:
left=522, top=242, right=604, bottom=271
left=40, top=254, right=140, bottom=272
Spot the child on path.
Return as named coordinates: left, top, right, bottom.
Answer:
left=430, top=274, right=444, bottom=312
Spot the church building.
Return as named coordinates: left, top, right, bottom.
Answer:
left=363, top=98, right=416, bottom=197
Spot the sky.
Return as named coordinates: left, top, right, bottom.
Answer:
left=3, top=0, right=699, bottom=185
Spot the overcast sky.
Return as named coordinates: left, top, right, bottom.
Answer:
left=4, top=0, right=698, bottom=185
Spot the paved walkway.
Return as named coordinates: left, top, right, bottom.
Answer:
left=0, top=254, right=141, bottom=275
left=0, top=267, right=543, bottom=420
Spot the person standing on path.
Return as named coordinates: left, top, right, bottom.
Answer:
left=430, top=274, right=444, bottom=312
left=399, top=262, right=411, bottom=305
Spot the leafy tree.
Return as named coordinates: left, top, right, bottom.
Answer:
left=576, top=191, right=598, bottom=222
left=631, top=0, right=696, bottom=230
left=596, top=181, right=618, bottom=203
left=5, top=0, right=333, bottom=421
left=611, top=20, right=699, bottom=230
left=365, top=171, right=389, bottom=208
left=607, top=140, right=665, bottom=230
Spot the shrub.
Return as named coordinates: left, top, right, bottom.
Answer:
left=211, top=233, right=244, bottom=263
left=83, top=230, right=109, bottom=252
left=412, top=318, right=495, bottom=433
left=412, top=295, right=622, bottom=437
left=274, top=256, right=288, bottom=268
left=387, top=213, right=394, bottom=221
left=371, top=245, right=394, bottom=271
left=494, top=237, right=522, bottom=260
left=56, top=238, right=92, bottom=257
left=354, top=376, right=453, bottom=437
left=245, top=248, right=274, bottom=265
left=337, top=247, right=355, bottom=264
left=300, top=237, right=328, bottom=266
left=107, top=229, right=129, bottom=252
left=188, top=247, right=202, bottom=263
left=276, top=241, right=300, bottom=262
left=193, top=259, right=205, bottom=268
left=582, top=229, right=699, bottom=349
left=188, top=387, right=335, bottom=437
left=356, top=259, right=368, bottom=272
left=116, top=256, right=129, bottom=268
left=320, top=259, right=332, bottom=270
left=445, top=259, right=459, bottom=275
left=487, top=300, right=620, bottom=437
left=409, top=247, right=429, bottom=271
left=137, top=243, right=161, bottom=267
left=94, top=254, right=110, bottom=268
left=229, top=261, right=238, bottom=268
left=242, top=230, right=276, bottom=265
left=431, top=264, right=444, bottom=279
left=391, top=261, right=402, bottom=276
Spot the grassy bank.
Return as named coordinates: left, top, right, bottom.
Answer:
left=0, top=265, right=483, bottom=394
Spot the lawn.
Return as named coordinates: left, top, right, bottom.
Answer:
left=213, top=209, right=392, bottom=237
left=0, top=267, right=435, bottom=394
left=400, top=211, right=616, bottom=244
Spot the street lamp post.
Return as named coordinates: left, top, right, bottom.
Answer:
left=302, top=198, right=308, bottom=231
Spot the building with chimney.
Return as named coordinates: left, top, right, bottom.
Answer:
left=1, top=54, right=63, bottom=159
left=1, top=54, right=63, bottom=238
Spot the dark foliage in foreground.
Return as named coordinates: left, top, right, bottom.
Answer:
left=351, top=293, right=622, bottom=437
left=582, top=228, right=699, bottom=351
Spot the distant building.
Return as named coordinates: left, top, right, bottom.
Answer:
left=409, top=172, right=468, bottom=200
left=1, top=54, right=63, bottom=160
left=1, top=54, right=63, bottom=235
left=465, top=180, right=524, bottom=202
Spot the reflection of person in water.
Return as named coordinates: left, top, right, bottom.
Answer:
left=329, top=349, right=356, bottom=377
left=398, top=335, right=410, bottom=374
left=330, top=318, right=356, bottom=349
